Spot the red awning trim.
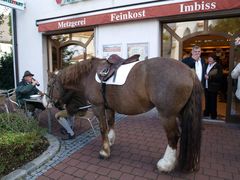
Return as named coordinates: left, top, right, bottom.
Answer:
left=37, top=0, right=240, bottom=32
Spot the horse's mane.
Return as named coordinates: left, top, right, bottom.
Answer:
left=59, top=59, right=93, bottom=85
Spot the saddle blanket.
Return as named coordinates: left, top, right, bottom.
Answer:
left=95, top=61, right=140, bottom=85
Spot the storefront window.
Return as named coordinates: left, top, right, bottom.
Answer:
left=208, top=17, right=240, bottom=35
left=230, top=35, right=240, bottom=121
left=162, top=28, right=179, bottom=59
left=167, top=20, right=204, bottom=38
left=72, top=31, right=94, bottom=44
left=49, top=30, right=94, bottom=70
left=62, top=45, right=85, bottom=66
left=51, top=34, right=70, bottom=43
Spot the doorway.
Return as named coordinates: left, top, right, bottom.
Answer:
left=47, top=30, right=95, bottom=72
left=183, top=34, right=230, bottom=120
left=162, top=17, right=240, bottom=122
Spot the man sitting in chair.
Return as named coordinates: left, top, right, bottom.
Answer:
left=54, top=90, right=88, bottom=140
left=16, top=70, right=45, bottom=117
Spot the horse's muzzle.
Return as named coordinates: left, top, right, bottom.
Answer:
left=54, top=101, right=64, bottom=110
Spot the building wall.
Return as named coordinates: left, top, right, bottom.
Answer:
left=96, top=20, right=160, bottom=59
left=15, top=0, right=161, bottom=91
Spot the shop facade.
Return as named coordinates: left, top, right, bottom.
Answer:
left=15, top=0, right=240, bottom=121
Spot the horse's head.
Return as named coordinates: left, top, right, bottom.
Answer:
left=47, top=71, right=65, bottom=110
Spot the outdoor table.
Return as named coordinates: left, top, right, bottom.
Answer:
left=24, top=97, right=52, bottom=133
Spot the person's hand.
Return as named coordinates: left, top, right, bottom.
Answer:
left=32, top=79, right=40, bottom=86
left=39, top=91, right=45, bottom=96
left=205, top=74, right=209, bottom=80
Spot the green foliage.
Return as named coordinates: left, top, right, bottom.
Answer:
left=0, top=51, right=14, bottom=90
left=0, top=113, right=48, bottom=177
left=0, top=113, right=45, bottom=134
left=209, top=18, right=240, bottom=35
left=0, top=13, right=4, bottom=25
left=8, top=12, right=12, bottom=37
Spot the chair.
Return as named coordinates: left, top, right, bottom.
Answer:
left=75, top=107, right=98, bottom=136
left=0, top=91, right=8, bottom=113
left=6, top=89, right=21, bottom=113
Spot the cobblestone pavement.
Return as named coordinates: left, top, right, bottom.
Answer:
left=30, top=109, right=240, bottom=180
left=26, top=113, right=126, bottom=179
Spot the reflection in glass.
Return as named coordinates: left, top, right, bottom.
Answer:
left=162, top=28, right=179, bottom=59
left=51, top=34, right=70, bottom=42
left=209, top=18, right=240, bottom=35
left=49, top=30, right=94, bottom=69
left=167, top=20, right=204, bottom=38
left=62, top=45, right=85, bottom=65
left=230, top=37, right=240, bottom=121
left=72, top=31, right=94, bottom=44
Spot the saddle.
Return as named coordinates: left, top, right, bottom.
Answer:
left=97, top=54, right=140, bottom=82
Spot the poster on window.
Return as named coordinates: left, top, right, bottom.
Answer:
left=127, top=43, right=148, bottom=60
left=103, top=44, right=122, bottom=58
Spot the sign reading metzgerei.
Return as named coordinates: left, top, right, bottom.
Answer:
left=0, top=0, right=25, bottom=11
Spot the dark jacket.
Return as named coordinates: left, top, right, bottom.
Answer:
left=182, top=56, right=206, bottom=86
left=61, top=90, right=88, bottom=116
left=206, top=63, right=223, bottom=92
left=16, top=79, right=40, bottom=106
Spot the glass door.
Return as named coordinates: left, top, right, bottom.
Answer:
left=228, top=34, right=240, bottom=122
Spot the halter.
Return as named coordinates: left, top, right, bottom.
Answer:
left=47, top=75, right=92, bottom=111
left=47, top=75, right=65, bottom=108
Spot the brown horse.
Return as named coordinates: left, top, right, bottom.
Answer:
left=47, top=56, right=203, bottom=172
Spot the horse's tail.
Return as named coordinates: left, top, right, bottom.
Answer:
left=179, top=73, right=203, bottom=171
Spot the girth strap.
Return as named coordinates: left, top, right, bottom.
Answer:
left=101, top=82, right=109, bottom=109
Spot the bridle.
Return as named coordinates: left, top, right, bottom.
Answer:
left=47, top=75, right=65, bottom=109
left=46, top=71, right=93, bottom=111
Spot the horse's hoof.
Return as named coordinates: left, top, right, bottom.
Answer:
left=157, top=159, right=175, bottom=173
left=99, top=150, right=110, bottom=159
left=99, top=154, right=106, bottom=159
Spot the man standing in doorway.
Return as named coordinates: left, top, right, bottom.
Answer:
left=182, top=45, right=206, bottom=86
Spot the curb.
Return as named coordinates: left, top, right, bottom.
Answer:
left=1, top=133, right=60, bottom=180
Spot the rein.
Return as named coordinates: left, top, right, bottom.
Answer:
left=78, top=104, right=92, bottom=110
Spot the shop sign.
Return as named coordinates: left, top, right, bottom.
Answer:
left=56, top=0, right=82, bottom=6
left=0, top=0, right=25, bottom=11
left=38, top=0, right=240, bottom=32
left=103, top=44, right=122, bottom=58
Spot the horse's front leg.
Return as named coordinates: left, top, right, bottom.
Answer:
left=157, top=115, right=180, bottom=172
left=106, top=109, right=115, bottom=146
left=93, top=106, right=111, bottom=159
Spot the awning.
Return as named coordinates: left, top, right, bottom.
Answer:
left=36, top=0, right=240, bottom=32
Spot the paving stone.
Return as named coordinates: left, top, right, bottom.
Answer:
left=13, top=109, right=240, bottom=180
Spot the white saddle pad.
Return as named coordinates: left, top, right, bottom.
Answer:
left=95, top=61, right=140, bottom=85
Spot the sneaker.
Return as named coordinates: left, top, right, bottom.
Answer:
left=211, top=116, right=217, bottom=120
left=62, top=133, right=76, bottom=140
left=60, top=127, right=67, bottom=135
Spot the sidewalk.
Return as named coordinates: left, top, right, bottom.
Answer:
left=33, top=109, right=240, bottom=179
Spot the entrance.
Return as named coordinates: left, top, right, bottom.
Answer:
left=227, top=33, right=240, bottom=123
left=162, top=17, right=240, bottom=122
left=183, top=34, right=230, bottom=119
left=47, top=30, right=95, bottom=72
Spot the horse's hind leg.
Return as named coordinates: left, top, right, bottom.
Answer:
left=106, top=109, right=115, bottom=146
left=157, top=114, right=180, bottom=172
